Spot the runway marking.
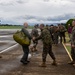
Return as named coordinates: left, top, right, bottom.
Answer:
left=0, top=35, right=12, bottom=37
left=62, top=42, right=73, bottom=61
left=0, top=44, right=19, bottom=54
left=0, top=40, right=16, bottom=43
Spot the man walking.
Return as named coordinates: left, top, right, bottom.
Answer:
left=33, top=24, right=57, bottom=67
left=20, top=22, right=32, bottom=65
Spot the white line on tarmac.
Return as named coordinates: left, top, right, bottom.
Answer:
left=62, top=42, right=73, bottom=61
left=0, top=44, right=19, bottom=54
left=0, top=35, right=12, bottom=37
left=0, top=40, right=16, bottom=43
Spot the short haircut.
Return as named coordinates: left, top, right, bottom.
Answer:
left=40, top=24, right=44, bottom=27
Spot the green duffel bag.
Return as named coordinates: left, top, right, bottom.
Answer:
left=13, top=30, right=31, bottom=45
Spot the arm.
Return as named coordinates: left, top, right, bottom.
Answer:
left=22, top=28, right=32, bottom=39
left=35, top=35, right=42, bottom=40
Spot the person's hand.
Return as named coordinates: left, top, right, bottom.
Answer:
left=32, top=37, right=35, bottom=40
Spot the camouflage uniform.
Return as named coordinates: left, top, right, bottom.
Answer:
left=36, top=27, right=56, bottom=62
left=49, top=26, right=55, bottom=43
left=31, top=27, right=39, bottom=52
left=53, top=26, right=59, bottom=44
left=59, top=25, right=66, bottom=43
left=71, top=26, right=75, bottom=62
left=31, top=27, right=39, bottom=44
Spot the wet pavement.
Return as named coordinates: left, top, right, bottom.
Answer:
left=0, top=29, right=75, bottom=75
left=0, top=42, right=75, bottom=75
left=0, top=33, right=16, bottom=52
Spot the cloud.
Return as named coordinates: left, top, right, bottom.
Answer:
left=0, top=13, right=74, bottom=25
left=0, top=0, right=29, bottom=6
left=16, top=0, right=29, bottom=4
left=0, top=0, right=13, bottom=6
left=43, top=0, right=50, bottom=2
left=1, top=13, right=73, bottom=25
left=0, top=0, right=75, bottom=25
left=47, top=14, right=75, bottom=21
left=66, top=0, right=75, bottom=2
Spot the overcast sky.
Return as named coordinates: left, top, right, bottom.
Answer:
left=0, top=0, right=75, bottom=25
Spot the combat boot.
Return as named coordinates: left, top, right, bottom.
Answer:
left=51, top=60, right=57, bottom=66
left=39, top=62, right=46, bottom=67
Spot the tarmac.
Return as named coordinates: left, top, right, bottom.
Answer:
left=0, top=40, right=75, bottom=75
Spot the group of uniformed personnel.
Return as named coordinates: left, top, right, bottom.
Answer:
left=1, top=20, right=75, bottom=67
left=32, top=21, right=75, bottom=66
left=47, top=24, right=67, bottom=45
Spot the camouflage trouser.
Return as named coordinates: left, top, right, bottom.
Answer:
left=33, top=40, right=38, bottom=48
left=42, top=44, right=56, bottom=62
left=59, top=32, right=66, bottom=43
left=71, top=47, right=75, bottom=61
left=54, top=32, right=59, bottom=44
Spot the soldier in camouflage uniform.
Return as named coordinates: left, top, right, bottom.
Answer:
left=31, top=25, right=39, bottom=53
left=49, top=25, right=55, bottom=43
left=53, top=26, right=59, bottom=45
left=34, top=24, right=57, bottom=67
left=58, top=24, right=66, bottom=43
left=69, top=19, right=75, bottom=65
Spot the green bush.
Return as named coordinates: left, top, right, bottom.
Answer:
left=65, top=19, right=73, bottom=29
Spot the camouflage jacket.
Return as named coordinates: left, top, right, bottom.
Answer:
left=59, top=26, right=67, bottom=33
left=36, top=27, right=52, bottom=45
left=71, top=26, right=75, bottom=45
left=31, top=28, right=39, bottom=37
